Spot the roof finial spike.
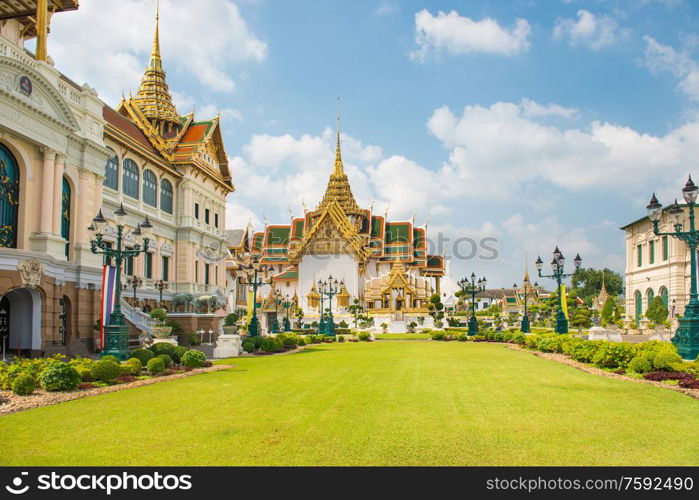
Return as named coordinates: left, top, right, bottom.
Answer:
left=333, top=97, right=344, bottom=177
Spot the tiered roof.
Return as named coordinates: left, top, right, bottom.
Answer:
left=249, top=115, right=446, bottom=279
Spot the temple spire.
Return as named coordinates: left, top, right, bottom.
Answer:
left=132, top=0, right=180, bottom=133
left=333, top=97, right=344, bottom=177
left=316, top=100, right=362, bottom=216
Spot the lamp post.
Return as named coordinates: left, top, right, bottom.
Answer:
left=270, top=289, right=282, bottom=334
left=457, top=273, right=486, bottom=335
left=318, top=276, right=339, bottom=336
left=521, top=280, right=531, bottom=334
left=240, top=257, right=267, bottom=337
left=535, top=247, right=582, bottom=334
left=282, top=294, right=292, bottom=332
left=89, top=203, right=153, bottom=359
left=646, top=176, right=699, bottom=359
left=125, top=275, right=143, bottom=302
left=154, top=279, right=167, bottom=309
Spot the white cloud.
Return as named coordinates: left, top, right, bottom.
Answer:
left=427, top=100, right=698, bottom=198
left=520, top=98, right=579, bottom=119
left=48, top=0, right=267, bottom=105
left=553, top=10, right=621, bottom=50
left=410, top=9, right=531, bottom=61
left=376, top=1, right=397, bottom=16
left=642, top=36, right=699, bottom=101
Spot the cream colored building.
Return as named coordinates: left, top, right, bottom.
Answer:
left=621, top=206, right=695, bottom=324
left=0, top=2, right=233, bottom=356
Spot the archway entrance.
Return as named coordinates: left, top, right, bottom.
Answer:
left=2, top=288, right=42, bottom=357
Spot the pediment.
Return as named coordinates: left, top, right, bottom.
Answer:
left=0, top=56, right=79, bottom=131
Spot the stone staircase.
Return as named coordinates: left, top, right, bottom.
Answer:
left=120, top=300, right=156, bottom=348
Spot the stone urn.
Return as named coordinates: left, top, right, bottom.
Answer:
left=223, top=324, right=239, bottom=335
left=152, top=324, right=173, bottom=338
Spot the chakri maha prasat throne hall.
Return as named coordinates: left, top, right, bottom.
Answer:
left=251, top=124, right=446, bottom=332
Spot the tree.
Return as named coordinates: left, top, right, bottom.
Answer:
left=571, top=268, right=623, bottom=303
left=646, top=296, right=669, bottom=326
left=428, top=294, right=444, bottom=325
left=571, top=307, right=592, bottom=328
left=600, top=296, right=616, bottom=326
left=348, top=298, right=363, bottom=328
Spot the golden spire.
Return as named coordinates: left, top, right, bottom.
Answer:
left=523, top=254, right=530, bottom=284
left=316, top=100, right=362, bottom=216
left=333, top=97, right=344, bottom=176
left=132, top=0, right=180, bottom=132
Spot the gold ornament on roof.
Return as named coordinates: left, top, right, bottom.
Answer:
left=132, top=0, right=181, bottom=133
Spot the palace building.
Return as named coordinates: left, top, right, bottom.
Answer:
left=248, top=124, right=446, bottom=331
left=621, top=206, right=689, bottom=326
left=0, top=2, right=233, bottom=356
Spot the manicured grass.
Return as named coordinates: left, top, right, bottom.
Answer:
left=374, top=333, right=430, bottom=340
left=0, top=342, right=697, bottom=466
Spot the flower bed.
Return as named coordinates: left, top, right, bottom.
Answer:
left=0, top=364, right=231, bottom=415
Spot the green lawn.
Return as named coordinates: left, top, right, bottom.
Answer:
left=1, top=342, right=697, bottom=466
left=374, top=332, right=431, bottom=340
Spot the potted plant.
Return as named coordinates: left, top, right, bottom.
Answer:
left=223, top=311, right=241, bottom=334
left=380, top=322, right=388, bottom=334
left=407, top=321, right=417, bottom=333
left=149, top=308, right=172, bottom=338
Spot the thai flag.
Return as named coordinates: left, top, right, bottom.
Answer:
left=100, top=265, right=118, bottom=349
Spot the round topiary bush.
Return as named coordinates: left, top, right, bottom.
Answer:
left=260, top=337, right=279, bottom=353
left=77, top=366, right=93, bottom=381
left=180, top=349, right=207, bottom=368
left=91, top=360, right=122, bottom=382
left=147, top=357, right=165, bottom=374
left=457, top=334, right=467, bottom=342
left=653, top=350, right=683, bottom=371
left=12, top=374, right=36, bottom=396
left=297, top=338, right=306, bottom=346
left=123, top=357, right=142, bottom=375
left=39, top=363, right=81, bottom=391
left=100, top=354, right=121, bottom=365
left=156, top=354, right=172, bottom=369
left=131, top=348, right=154, bottom=366
left=628, top=356, right=652, bottom=374
left=172, top=346, right=189, bottom=364
left=150, top=342, right=176, bottom=357
left=242, top=341, right=255, bottom=353
left=282, top=336, right=297, bottom=349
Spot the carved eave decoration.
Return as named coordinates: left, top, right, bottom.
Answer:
left=288, top=200, right=369, bottom=266
left=118, top=97, right=173, bottom=159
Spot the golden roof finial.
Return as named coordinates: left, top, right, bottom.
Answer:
left=315, top=99, right=362, bottom=216
left=132, top=0, right=180, bottom=129
left=333, top=97, right=344, bottom=177
left=524, top=253, right=530, bottom=284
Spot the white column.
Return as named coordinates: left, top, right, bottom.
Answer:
left=39, top=147, right=56, bottom=234
left=52, top=153, right=66, bottom=235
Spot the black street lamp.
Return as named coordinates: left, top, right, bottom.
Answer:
left=646, top=176, right=699, bottom=359
left=270, top=289, right=282, bottom=334
left=318, top=276, right=340, bottom=336
left=282, top=294, right=292, bottom=332
left=457, top=273, right=486, bottom=335
left=89, top=203, right=152, bottom=359
left=154, top=279, right=167, bottom=308
left=240, top=257, right=268, bottom=337
left=536, top=248, right=582, bottom=334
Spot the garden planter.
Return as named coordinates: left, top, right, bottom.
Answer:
left=222, top=325, right=239, bottom=335
left=152, top=325, right=173, bottom=338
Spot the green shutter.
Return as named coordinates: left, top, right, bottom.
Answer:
left=61, top=177, right=71, bottom=257
left=637, top=245, right=642, bottom=267
left=663, top=236, right=669, bottom=260
left=0, top=143, right=19, bottom=248
left=649, top=240, right=655, bottom=264
left=162, top=256, right=169, bottom=281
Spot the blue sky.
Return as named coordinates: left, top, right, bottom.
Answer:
left=47, top=0, right=699, bottom=291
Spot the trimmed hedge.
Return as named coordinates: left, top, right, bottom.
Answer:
left=12, top=374, right=36, bottom=396
left=130, top=348, right=154, bottom=366
left=180, top=350, right=207, bottom=368
left=92, top=360, right=121, bottom=382
left=39, top=363, right=81, bottom=392
left=147, top=357, right=165, bottom=374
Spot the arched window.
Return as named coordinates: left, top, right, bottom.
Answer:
left=143, top=169, right=157, bottom=207
left=634, top=291, right=642, bottom=327
left=61, top=177, right=71, bottom=258
left=160, top=178, right=173, bottom=214
left=0, top=143, right=19, bottom=248
left=660, top=287, right=669, bottom=307
left=122, top=158, right=139, bottom=199
left=103, top=149, right=118, bottom=190
left=647, top=288, right=654, bottom=306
